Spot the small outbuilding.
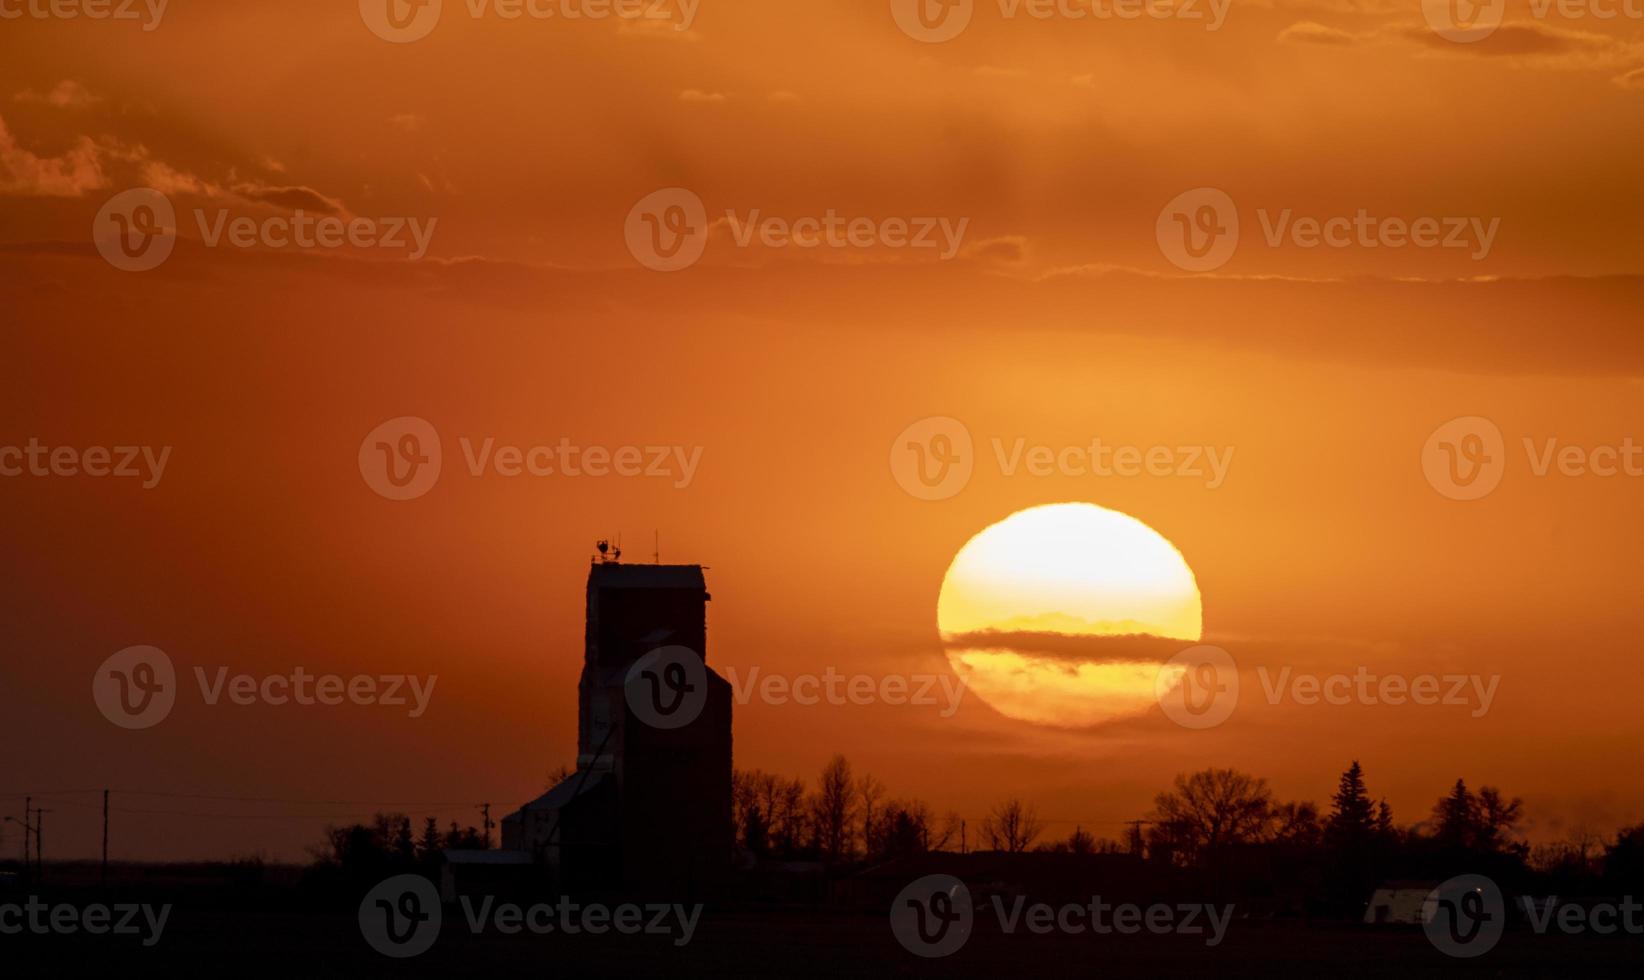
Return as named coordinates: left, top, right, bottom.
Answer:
left=1363, top=880, right=1441, bottom=925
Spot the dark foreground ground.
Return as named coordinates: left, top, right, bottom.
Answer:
left=4, top=903, right=1643, bottom=979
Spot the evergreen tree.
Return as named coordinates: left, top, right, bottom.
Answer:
left=416, top=817, right=443, bottom=860
left=1325, top=761, right=1376, bottom=850
left=394, top=818, right=415, bottom=863
left=1432, top=779, right=1476, bottom=851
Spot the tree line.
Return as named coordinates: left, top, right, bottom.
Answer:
left=734, top=756, right=1644, bottom=909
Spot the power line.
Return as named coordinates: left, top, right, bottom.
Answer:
left=3, top=790, right=480, bottom=808
left=111, top=791, right=483, bottom=807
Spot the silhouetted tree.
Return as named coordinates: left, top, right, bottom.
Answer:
left=1066, top=825, right=1097, bottom=855
left=981, top=798, right=1044, bottom=854
left=1432, top=779, right=1475, bottom=852
left=857, top=773, right=885, bottom=860
left=871, top=800, right=937, bottom=861
left=416, top=817, right=443, bottom=862
left=1147, top=768, right=1272, bottom=868
left=1324, top=761, right=1375, bottom=852
left=1474, top=786, right=1526, bottom=859
left=393, top=818, right=415, bottom=862
left=1603, top=823, right=1644, bottom=893
left=734, top=769, right=810, bottom=858
left=812, top=755, right=857, bottom=863
left=1271, top=801, right=1323, bottom=848
left=1374, top=799, right=1395, bottom=840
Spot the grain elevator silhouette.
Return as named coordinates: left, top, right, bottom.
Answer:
left=500, top=549, right=732, bottom=897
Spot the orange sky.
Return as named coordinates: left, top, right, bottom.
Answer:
left=3, top=0, right=1643, bottom=860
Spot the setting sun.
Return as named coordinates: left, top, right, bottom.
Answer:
left=937, top=503, right=1203, bottom=728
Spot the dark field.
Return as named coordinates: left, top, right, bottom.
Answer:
left=4, top=884, right=1642, bottom=979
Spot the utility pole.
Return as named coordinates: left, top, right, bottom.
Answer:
left=102, top=790, right=110, bottom=884
left=480, top=803, right=492, bottom=849
left=960, top=820, right=966, bottom=855
left=35, top=808, right=47, bottom=879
